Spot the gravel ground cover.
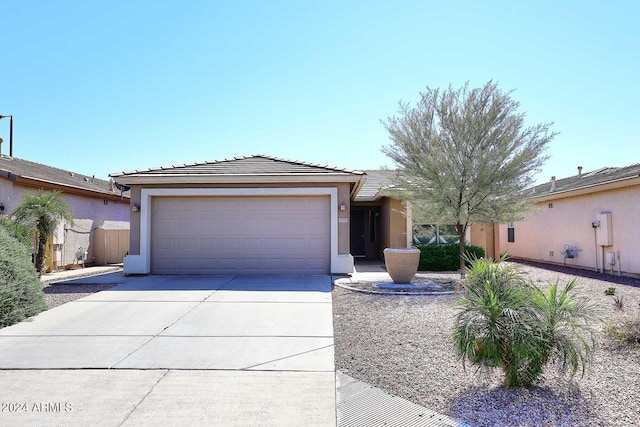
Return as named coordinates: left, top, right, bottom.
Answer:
left=42, top=282, right=118, bottom=309
left=333, top=263, right=640, bottom=426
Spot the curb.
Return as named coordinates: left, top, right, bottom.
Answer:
left=40, top=266, right=123, bottom=285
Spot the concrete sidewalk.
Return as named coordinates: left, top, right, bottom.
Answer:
left=337, top=372, right=467, bottom=427
left=0, top=274, right=336, bottom=426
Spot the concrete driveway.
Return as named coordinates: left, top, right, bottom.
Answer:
left=0, top=274, right=336, bottom=426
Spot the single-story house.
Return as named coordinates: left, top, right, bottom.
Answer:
left=111, top=155, right=412, bottom=275
left=496, top=164, right=640, bottom=277
left=0, top=154, right=131, bottom=270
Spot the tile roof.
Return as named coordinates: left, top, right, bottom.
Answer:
left=110, top=154, right=363, bottom=177
left=0, top=154, right=128, bottom=199
left=354, top=169, right=401, bottom=201
left=529, top=163, right=640, bottom=197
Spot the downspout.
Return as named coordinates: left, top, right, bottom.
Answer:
left=593, top=227, right=599, bottom=272
left=617, top=251, right=621, bottom=276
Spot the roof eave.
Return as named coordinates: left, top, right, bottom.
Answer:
left=112, top=173, right=363, bottom=186
left=530, top=175, right=640, bottom=202
left=350, top=175, right=367, bottom=200
left=7, top=175, right=129, bottom=202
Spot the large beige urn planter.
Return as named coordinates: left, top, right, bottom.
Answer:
left=383, top=248, right=421, bottom=284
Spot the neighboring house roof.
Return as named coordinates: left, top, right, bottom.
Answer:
left=354, top=169, right=402, bottom=202
left=111, top=154, right=365, bottom=191
left=0, top=154, right=129, bottom=201
left=528, top=163, right=640, bottom=200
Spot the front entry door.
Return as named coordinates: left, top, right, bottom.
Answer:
left=350, top=207, right=380, bottom=260
left=350, top=208, right=366, bottom=257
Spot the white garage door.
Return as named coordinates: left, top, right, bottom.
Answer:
left=150, top=196, right=331, bottom=274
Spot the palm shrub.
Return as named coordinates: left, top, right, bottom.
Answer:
left=0, top=224, right=47, bottom=328
left=453, top=257, right=542, bottom=387
left=11, top=190, right=73, bottom=273
left=533, top=279, right=599, bottom=379
left=452, top=257, right=600, bottom=387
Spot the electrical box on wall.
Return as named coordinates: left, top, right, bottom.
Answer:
left=596, top=212, right=613, bottom=246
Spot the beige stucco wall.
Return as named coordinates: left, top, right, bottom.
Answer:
left=127, top=182, right=352, bottom=256
left=129, top=186, right=142, bottom=254
left=336, top=183, right=351, bottom=254
left=497, top=184, right=640, bottom=276
left=470, top=223, right=497, bottom=259
left=0, top=180, right=130, bottom=266
left=381, top=197, right=409, bottom=251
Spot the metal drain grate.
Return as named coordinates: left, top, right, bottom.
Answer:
left=336, top=372, right=469, bottom=427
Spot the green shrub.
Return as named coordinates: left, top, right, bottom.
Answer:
left=0, top=216, right=34, bottom=249
left=605, top=287, right=616, bottom=296
left=0, top=224, right=46, bottom=328
left=415, top=244, right=485, bottom=271
left=453, top=257, right=600, bottom=387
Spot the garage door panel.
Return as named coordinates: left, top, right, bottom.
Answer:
left=155, top=239, right=175, bottom=250
left=181, top=220, right=199, bottom=233
left=175, top=239, right=197, bottom=250
left=155, top=219, right=175, bottom=232
left=286, top=219, right=309, bottom=233
left=263, top=239, right=285, bottom=249
left=221, top=218, right=242, bottom=230
left=307, top=238, right=329, bottom=250
left=261, top=219, right=284, bottom=233
left=175, top=259, right=198, bottom=270
left=199, top=239, right=218, bottom=250
left=151, top=196, right=331, bottom=274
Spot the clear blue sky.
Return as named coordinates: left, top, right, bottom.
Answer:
left=1, top=1, right=638, bottom=184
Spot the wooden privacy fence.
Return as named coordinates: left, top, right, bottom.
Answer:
left=93, top=228, right=130, bottom=265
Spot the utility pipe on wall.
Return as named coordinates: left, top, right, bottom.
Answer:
left=617, top=251, right=622, bottom=276
left=593, top=227, right=599, bottom=272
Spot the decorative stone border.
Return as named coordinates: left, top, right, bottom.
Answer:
left=334, top=277, right=456, bottom=296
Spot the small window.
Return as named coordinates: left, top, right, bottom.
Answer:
left=507, top=227, right=515, bottom=243
left=548, top=203, right=553, bottom=208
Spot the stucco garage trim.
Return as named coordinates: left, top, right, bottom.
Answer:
left=124, top=187, right=353, bottom=275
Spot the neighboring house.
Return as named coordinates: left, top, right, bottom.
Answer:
left=496, top=164, right=640, bottom=277
left=0, top=155, right=131, bottom=270
left=111, top=155, right=414, bottom=275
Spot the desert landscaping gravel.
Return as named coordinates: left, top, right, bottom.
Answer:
left=42, top=282, right=118, bottom=309
left=333, top=262, right=640, bottom=426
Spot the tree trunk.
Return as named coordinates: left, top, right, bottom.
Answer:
left=35, top=228, right=47, bottom=273
left=456, top=223, right=466, bottom=277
